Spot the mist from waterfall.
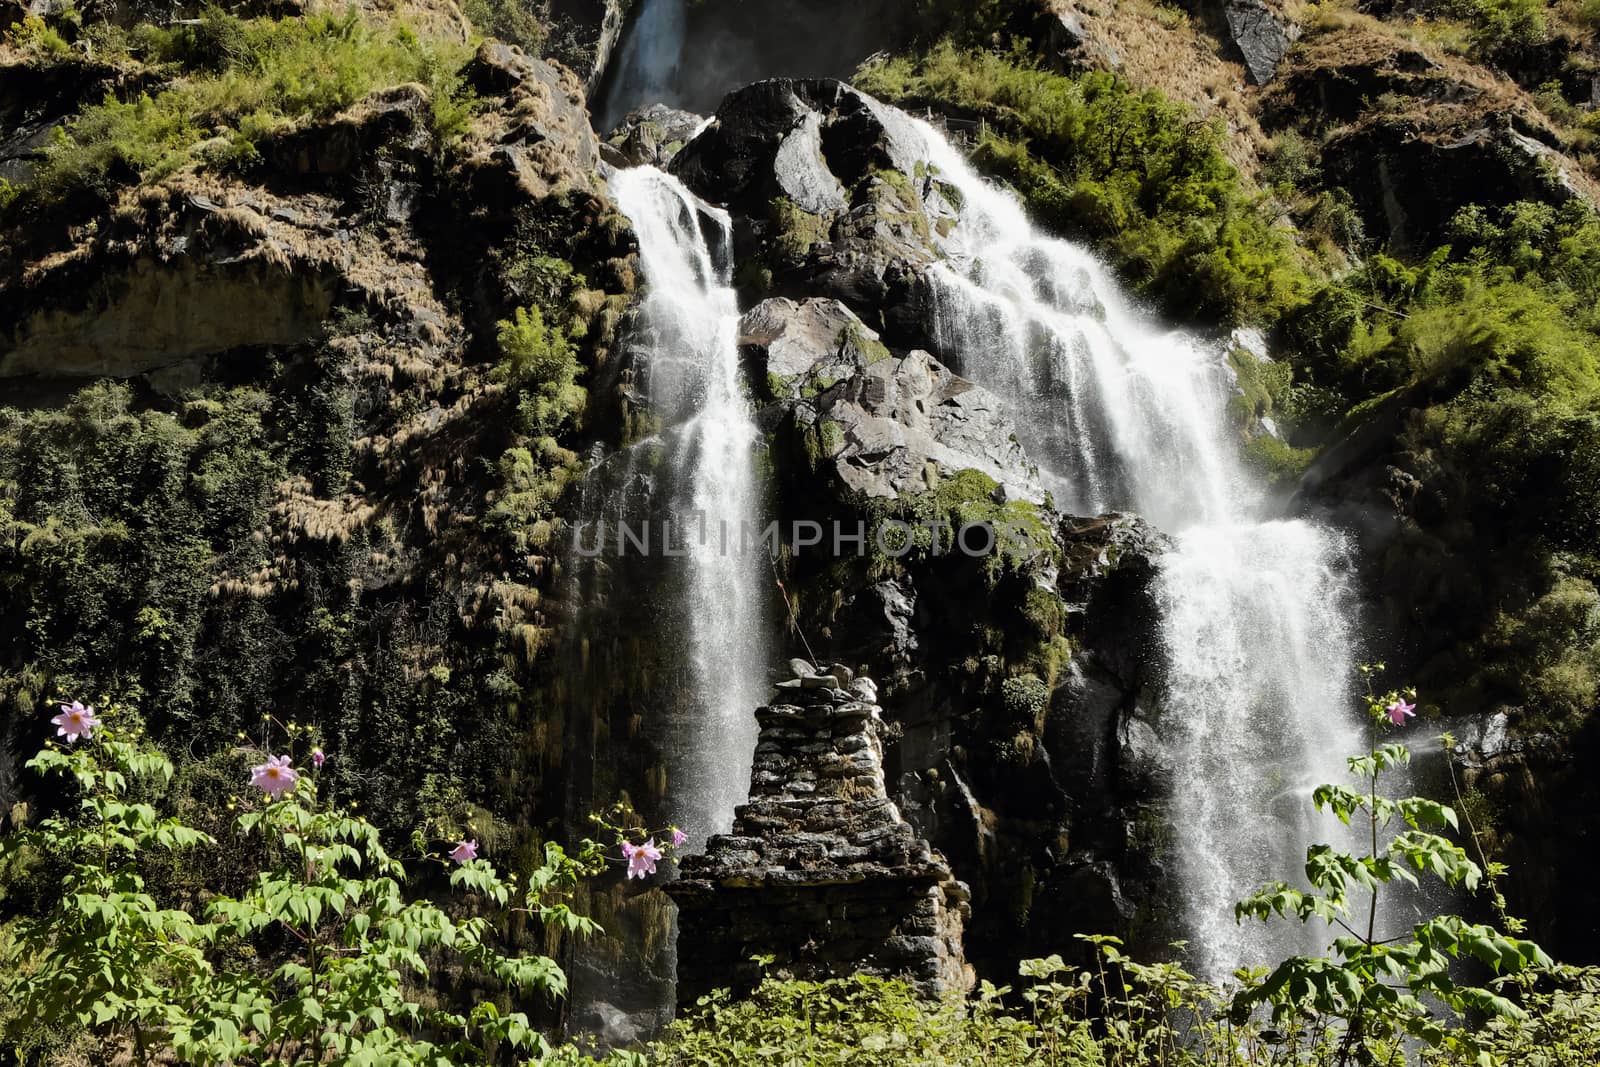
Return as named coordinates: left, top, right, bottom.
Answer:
left=887, top=109, right=1363, bottom=976
left=608, top=165, right=772, bottom=842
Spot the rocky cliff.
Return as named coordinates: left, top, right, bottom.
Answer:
left=2, top=0, right=1599, bottom=1037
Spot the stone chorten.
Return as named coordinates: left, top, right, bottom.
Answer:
left=666, top=661, right=972, bottom=1005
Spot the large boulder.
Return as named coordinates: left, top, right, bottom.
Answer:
left=672, top=79, right=951, bottom=345
left=1222, top=0, right=1300, bottom=86
left=600, top=102, right=705, bottom=169
left=743, top=297, right=1043, bottom=504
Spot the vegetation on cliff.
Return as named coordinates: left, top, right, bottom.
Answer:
left=3, top=8, right=475, bottom=213
left=3, top=0, right=1600, bottom=1057
left=856, top=43, right=1312, bottom=324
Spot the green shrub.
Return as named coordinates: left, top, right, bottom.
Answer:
left=461, top=0, right=548, bottom=51
left=1447, top=0, right=1548, bottom=51
left=1279, top=199, right=1600, bottom=728
left=17, top=11, right=476, bottom=207
left=5, top=14, right=74, bottom=59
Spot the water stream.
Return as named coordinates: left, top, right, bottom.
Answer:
left=889, top=113, right=1364, bottom=976
left=607, top=165, right=774, bottom=843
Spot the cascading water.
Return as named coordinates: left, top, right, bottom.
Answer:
left=888, top=111, right=1363, bottom=976
left=608, top=165, right=773, bottom=842
left=599, top=0, right=687, bottom=131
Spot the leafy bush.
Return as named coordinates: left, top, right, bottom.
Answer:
left=461, top=0, right=548, bottom=52
left=5, top=14, right=74, bottom=59
left=1278, top=199, right=1600, bottom=725
left=855, top=43, right=1314, bottom=324
left=485, top=306, right=587, bottom=549
left=1439, top=0, right=1548, bottom=52
left=0, top=715, right=599, bottom=1064
left=16, top=11, right=476, bottom=207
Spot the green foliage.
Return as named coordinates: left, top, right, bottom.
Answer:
left=562, top=959, right=1109, bottom=1065
left=858, top=467, right=1055, bottom=581
left=498, top=304, right=585, bottom=437
left=856, top=43, right=1313, bottom=324
left=1243, top=433, right=1316, bottom=488
left=5, top=14, right=75, bottom=59
left=1234, top=676, right=1553, bottom=1064
left=16, top=11, right=476, bottom=207
left=1, top=722, right=601, bottom=1064
left=1276, top=199, right=1600, bottom=727
left=486, top=305, right=587, bottom=551
left=768, top=195, right=833, bottom=262
left=0, top=382, right=280, bottom=727
left=1436, top=0, right=1548, bottom=52
left=461, top=0, right=548, bottom=52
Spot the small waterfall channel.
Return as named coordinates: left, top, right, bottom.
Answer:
left=606, top=164, right=773, bottom=843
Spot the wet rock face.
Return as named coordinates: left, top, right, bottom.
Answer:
left=667, top=666, right=972, bottom=1004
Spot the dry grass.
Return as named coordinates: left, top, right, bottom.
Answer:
left=1049, top=0, right=1271, bottom=172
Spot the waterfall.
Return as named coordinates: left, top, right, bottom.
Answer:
left=891, top=113, right=1362, bottom=976
left=599, top=0, right=687, bottom=131
left=608, top=166, right=773, bottom=842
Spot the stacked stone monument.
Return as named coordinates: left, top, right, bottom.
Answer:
left=666, top=661, right=972, bottom=1005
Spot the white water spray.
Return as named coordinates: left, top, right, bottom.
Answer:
left=609, top=166, right=772, bottom=840
left=889, top=111, right=1362, bottom=975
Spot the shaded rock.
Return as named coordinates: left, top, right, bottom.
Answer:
left=1223, top=0, right=1299, bottom=86
left=266, top=83, right=432, bottom=177
left=674, top=79, right=950, bottom=343
left=545, top=0, right=630, bottom=95
left=1322, top=117, right=1594, bottom=249
left=1039, top=4, right=1124, bottom=72
left=600, top=102, right=704, bottom=169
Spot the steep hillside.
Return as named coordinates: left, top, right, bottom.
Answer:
left=1, top=0, right=1599, bottom=1058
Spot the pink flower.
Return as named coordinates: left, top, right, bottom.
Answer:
left=311, top=748, right=326, bottom=769
left=249, top=755, right=300, bottom=799
left=622, top=838, right=663, bottom=880
left=670, top=828, right=688, bottom=848
left=449, top=839, right=478, bottom=865
left=1385, top=699, right=1416, bottom=726
left=50, top=700, right=101, bottom=743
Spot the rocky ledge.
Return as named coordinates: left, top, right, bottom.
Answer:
left=666, top=662, right=973, bottom=1004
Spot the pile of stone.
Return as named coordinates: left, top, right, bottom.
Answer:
left=666, top=661, right=972, bottom=1005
